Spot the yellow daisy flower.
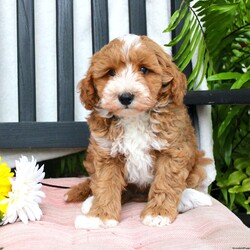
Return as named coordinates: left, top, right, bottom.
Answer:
left=0, top=157, right=14, bottom=214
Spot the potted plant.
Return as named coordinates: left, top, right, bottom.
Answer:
left=164, top=0, right=250, bottom=225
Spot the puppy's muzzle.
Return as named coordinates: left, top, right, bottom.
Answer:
left=118, top=92, right=134, bottom=106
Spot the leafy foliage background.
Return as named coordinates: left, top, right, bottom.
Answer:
left=40, top=151, right=88, bottom=179
left=165, top=0, right=250, bottom=214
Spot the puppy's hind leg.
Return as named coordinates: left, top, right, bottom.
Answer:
left=177, top=188, right=212, bottom=213
left=64, top=178, right=92, bottom=202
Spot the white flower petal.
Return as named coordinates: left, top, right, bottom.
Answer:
left=33, top=197, right=42, bottom=204
left=36, top=190, right=46, bottom=198
left=5, top=208, right=18, bottom=224
left=33, top=191, right=46, bottom=203
left=23, top=206, right=36, bottom=222
left=33, top=165, right=45, bottom=182
left=18, top=208, right=29, bottom=224
left=29, top=204, right=43, bottom=220
left=31, top=156, right=37, bottom=165
left=35, top=183, right=43, bottom=190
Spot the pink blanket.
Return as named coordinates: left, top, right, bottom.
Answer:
left=1, top=178, right=250, bottom=249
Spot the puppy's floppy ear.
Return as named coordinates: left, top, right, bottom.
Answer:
left=78, top=67, right=99, bottom=110
left=157, top=52, right=187, bottom=106
left=141, top=36, right=186, bottom=105
left=164, top=62, right=187, bottom=105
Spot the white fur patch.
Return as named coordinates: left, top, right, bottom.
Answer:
left=111, top=113, right=167, bottom=187
left=118, top=34, right=141, bottom=55
left=177, top=188, right=212, bottom=213
left=75, top=215, right=118, bottom=229
left=142, top=215, right=171, bottom=227
left=81, top=196, right=94, bottom=214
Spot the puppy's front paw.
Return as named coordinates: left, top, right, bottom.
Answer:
left=75, top=215, right=118, bottom=229
left=142, top=215, right=171, bottom=227
left=141, top=205, right=176, bottom=227
left=75, top=215, right=103, bottom=229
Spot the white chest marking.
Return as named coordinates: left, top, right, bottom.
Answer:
left=111, top=113, right=166, bottom=187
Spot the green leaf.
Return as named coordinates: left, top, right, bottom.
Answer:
left=173, top=17, right=198, bottom=61
left=163, top=9, right=180, bottom=33
left=199, top=4, right=239, bottom=58
left=217, top=178, right=227, bottom=188
left=188, top=39, right=207, bottom=89
left=178, top=18, right=202, bottom=72
left=245, top=196, right=250, bottom=205
left=193, top=1, right=209, bottom=10
left=164, top=6, right=188, bottom=33
left=207, top=72, right=242, bottom=81
left=194, top=49, right=210, bottom=90
left=246, top=166, right=250, bottom=176
left=224, top=140, right=233, bottom=167
left=235, top=193, right=250, bottom=214
left=229, top=193, right=235, bottom=210
left=218, top=123, right=233, bottom=153
left=240, top=178, right=250, bottom=192
left=229, top=179, right=250, bottom=194
left=179, top=28, right=202, bottom=71
left=229, top=185, right=240, bottom=194
left=231, top=71, right=250, bottom=89
left=227, top=170, right=247, bottom=186
left=221, top=188, right=229, bottom=204
left=173, top=30, right=192, bottom=61
left=218, top=107, right=241, bottom=137
left=205, top=4, right=238, bottom=14
left=234, top=158, right=250, bottom=171
left=166, top=12, right=191, bottom=47
left=60, top=159, right=65, bottom=176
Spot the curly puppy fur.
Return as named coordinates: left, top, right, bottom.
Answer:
left=65, top=34, right=212, bottom=228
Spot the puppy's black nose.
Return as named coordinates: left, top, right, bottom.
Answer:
left=118, top=92, right=134, bottom=106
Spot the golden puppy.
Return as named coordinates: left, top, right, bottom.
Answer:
left=65, top=34, right=213, bottom=229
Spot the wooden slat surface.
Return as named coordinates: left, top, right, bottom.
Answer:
left=0, top=122, right=89, bottom=149
left=129, top=0, right=147, bottom=35
left=56, top=0, right=74, bottom=121
left=91, top=0, right=109, bottom=53
left=17, top=0, right=36, bottom=121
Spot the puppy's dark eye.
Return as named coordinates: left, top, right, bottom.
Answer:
left=140, top=67, right=149, bottom=75
left=162, top=82, right=170, bottom=88
left=108, top=69, right=116, bottom=76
